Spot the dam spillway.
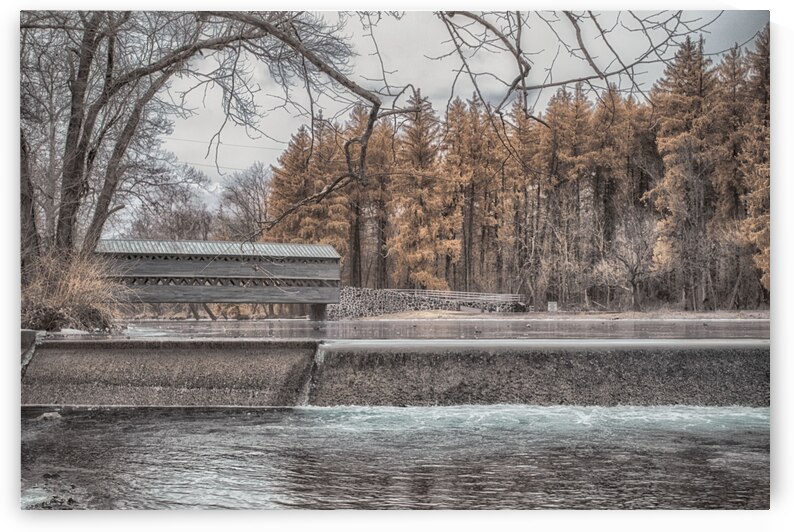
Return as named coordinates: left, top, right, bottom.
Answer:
left=22, top=338, right=769, bottom=407
left=21, top=321, right=771, bottom=509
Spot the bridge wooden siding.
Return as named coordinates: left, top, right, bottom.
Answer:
left=95, top=239, right=341, bottom=319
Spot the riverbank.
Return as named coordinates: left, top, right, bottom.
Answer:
left=112, top=306, right=770, bottom=322
left=361, top=309, right=770, bottom=320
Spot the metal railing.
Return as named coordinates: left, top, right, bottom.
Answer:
left=383, top=289, right=524, bottom=305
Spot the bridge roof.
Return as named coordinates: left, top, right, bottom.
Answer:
left=95, top=239, right=341, bottom=260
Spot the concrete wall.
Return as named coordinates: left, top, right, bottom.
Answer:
left=21, top=329, right=38, bottom=376
left=22, top=338, right=769, bottom=407
left=308, top=340, right=770, bottom=407
left=22, top=340, right=317, bottom=406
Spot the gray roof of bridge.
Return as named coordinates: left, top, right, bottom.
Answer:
left=95, top=239, right=341, bottom=259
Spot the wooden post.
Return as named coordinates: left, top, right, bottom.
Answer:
left=202, top=303, right=218, bottom=321
left=309, top=304, right=327, bottom=321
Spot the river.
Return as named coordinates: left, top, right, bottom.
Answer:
left=44, top=317, right=770, bottom=341
left=21, top=405, right=769, bottom=509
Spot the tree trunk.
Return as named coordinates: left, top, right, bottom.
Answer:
left=55, top=12, right=105, bottom=251
left=631, top=281, right=641, bottom=311
left=375, top=198, right=388, bottom=289
left=82, top=68, right=176, bottom=254
left=202, top=303, right=218, bottom=321
left=463, top=182, right=475, bottom=291
left=348, top=198, right=362, bottom=287
left=20, top=130, right=41, bottom=285
left=728, top=267, right=742, bottom=310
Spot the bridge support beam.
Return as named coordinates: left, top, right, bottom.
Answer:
left=202, top=303, right=218, bottom=321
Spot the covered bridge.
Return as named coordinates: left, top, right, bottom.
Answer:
left=95, top=239, right=341, bottom=320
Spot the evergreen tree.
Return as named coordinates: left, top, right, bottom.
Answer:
left=367, top=118, right=399, bottom=288
left=268, top=126, right=313, bottom=241
left=387, top=90, right=457, bottom=289
left=532, top=85, right=596, bottom=307
left=438, top=97, right=469, bottom=289
left=499, top=99, right=541, bottom=296
left=463, top=96, right=505, bottom=292
left=343, top=106, right=399, bottom=287
left=712, top=45, right=749, bottom=223
left=707, top=44, right=764, bottom=308
left=268, top=120, right=350, bottom=265
left=651, top=36, right=718, bottom=310
left=262, top=26, right=769, bottom=310
left=740, top=24, right=770, bottom=293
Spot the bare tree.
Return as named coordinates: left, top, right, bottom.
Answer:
left=216, top=162, right=271, bottom=240
left=594, top=206, right=657, bottom=310
left=436, top=11, right=722, bottom=113
left=124, top=165, right=213, bottom=241
left=21, top=11, right=423, bottom=258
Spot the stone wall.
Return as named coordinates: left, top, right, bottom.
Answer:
left=327, top=287, right=521, bottom=320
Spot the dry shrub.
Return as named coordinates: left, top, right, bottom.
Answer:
left=21, top=252, right=127, bottom=331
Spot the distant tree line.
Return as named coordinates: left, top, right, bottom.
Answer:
left=166, top=30, right=766, bottom=311
left=132, top=29, right=770, bottom=311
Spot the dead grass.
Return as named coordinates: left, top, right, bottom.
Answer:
left=21, top=251, right=128, bottom=331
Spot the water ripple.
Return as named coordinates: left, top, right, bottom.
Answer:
left=22, top=405, right=769, bottom=509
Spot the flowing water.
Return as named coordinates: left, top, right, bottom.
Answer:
left=21, top=405, right=769, bottom=509
left=45, top=318, right=770, bottom=341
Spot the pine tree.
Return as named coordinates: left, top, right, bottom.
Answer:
left=707, top=44, right=765, bottom=308
left=531, top=85, right=596, bottom=307
left=712, top=45, right=749, bottom=223
left=563, top=83, right=597, bottom=305
left=740, top=24, right=770, bottom=293
left=463, top=96, right=504, bottom=292
left=531, top=88, right=569, bottom=306
left=343, top=105, right=400, bottom=287
left=438, top=97, right=469, bottom=289
left=498, top=99, right=539, bottom=296
left=387, top=90, right=457, bottom=289
left=268, top=126, right=313, bottom=241
left=505, top=98, right=549, bottom=305
left=342, top=107, right=369, bottom=287
left=307, top=118, right=350, bottom=262
left=367, top=118, right=399, bottom=288
left=268, top=120, right=350, bottom=263
left=651, top=36, right=718, bottom=310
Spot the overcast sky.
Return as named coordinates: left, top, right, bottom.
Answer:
left=160, top=10, right=770, bottom=201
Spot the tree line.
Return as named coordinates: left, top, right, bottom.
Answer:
left=167, top=29, right=767, bottom=311
left=20, top=12, right=769, bottom=312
